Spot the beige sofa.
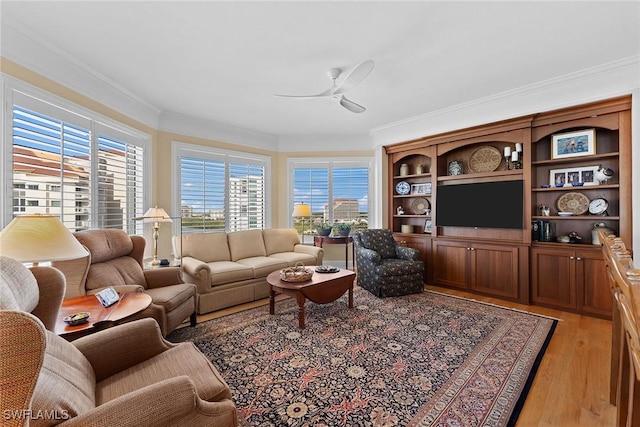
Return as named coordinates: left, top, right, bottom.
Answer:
left=174, top=228, right=323, bottom=314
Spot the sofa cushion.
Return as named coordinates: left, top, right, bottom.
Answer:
left=31, top=331, right=96, bottom=425
left=208, top=261, right=254, bottom=286
left=228, top=230, right=266, bottom=261
left=75, top=229, right=134, bottom=264
left=236, top=257, right=288, bottom=278
left=96, top=342, right=231, bottom=405
left=262, top=228, right=300, bottom=256
left=181, top=232, right=230, bottom=263
left=268, top=252, right=317, bottom=266
left=144, top=283, right=195, bottom=312
left=84, top=258, right=147, bottom=292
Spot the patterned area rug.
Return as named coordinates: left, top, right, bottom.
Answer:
left=168, top=288, right=556, bottom=426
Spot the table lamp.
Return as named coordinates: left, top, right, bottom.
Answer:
left=134, top=206, right=173, bottom=266
left=292, top=203, right=312, bottom=244
left=0, top=214, right=88, bottom=266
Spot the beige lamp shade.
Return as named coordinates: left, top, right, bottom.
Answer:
left=292, top=203, right=312, bottom=217
left=136, top=206, right=173, bottom=223
left=0, top=214, right=88, bottom=263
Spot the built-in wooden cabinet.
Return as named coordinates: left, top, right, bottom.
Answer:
left=531, top=245, right=610, bottom=317
left=384, top=96, right=632, bottom=318
left=433, top=239, right=527, bottom=302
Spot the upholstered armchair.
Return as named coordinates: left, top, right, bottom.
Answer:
left=0, top=256, right=237, bottom=427
left=352, top=229, right=424, bottom=297
left=53, top=229, right=197, bottom=336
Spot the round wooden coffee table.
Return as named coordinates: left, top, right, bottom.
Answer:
left=54, top=292, right=152, bottom=340
left=266, top=266, right=356, bottom=329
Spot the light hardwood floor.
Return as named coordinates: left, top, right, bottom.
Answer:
left=193, top=285, right=616, bottom=427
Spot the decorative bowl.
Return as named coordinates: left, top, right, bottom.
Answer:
left=64, top=312, right=90, bottom=326
left=571, top=182, right=584, bottom=187
left=541, top=184, right=551, bottom=188
left=558, top=212, right=573, bottom=217
left=280, top=262, right=313, bottom=282
left=555, top=183, right=565, bottom=188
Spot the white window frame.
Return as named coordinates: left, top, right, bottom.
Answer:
left=171, top=141, right=271, bottom=233
left=287, top=157, right=373, bottom=228
left=1, top=75, right=152, bottom=229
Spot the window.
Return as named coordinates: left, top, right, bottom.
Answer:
left=174, top=142, right=269, bottom=234
left=4, top=85, right=149, bottom=232
left=290, top=158, right=372, bottom=244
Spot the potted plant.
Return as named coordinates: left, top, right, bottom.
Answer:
left=316, top=222, right=332, bottom=236
left=334, top=223, right=351, bottom=237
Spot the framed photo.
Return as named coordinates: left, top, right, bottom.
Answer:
left=549, top=165, right=600, bottom=187
left=411, top=182, right=432, bottom=195
left=551, top=129, right=596, bottom=159
left=424, top=219, right=432, bottom=234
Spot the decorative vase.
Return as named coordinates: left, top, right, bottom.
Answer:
left=448, top=160, right=463, bottom=176
left=399, top=163, right=409, bottom=176
left=316, top=227, right=332, bottom=237
left=415, top=164, right=423, bottom=175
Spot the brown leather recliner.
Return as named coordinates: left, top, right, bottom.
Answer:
left=53, top=229, right=196, bottom=336
left=0, top=256, right=237, bottom=427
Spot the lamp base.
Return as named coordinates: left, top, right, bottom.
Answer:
left=150, top=258, right=159, bottom=266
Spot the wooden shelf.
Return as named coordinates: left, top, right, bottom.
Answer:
left=437, top=169, right=522, bottom=182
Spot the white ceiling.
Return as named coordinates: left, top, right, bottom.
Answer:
left=2, top=1, right=639, bottom=140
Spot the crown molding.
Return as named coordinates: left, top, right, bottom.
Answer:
left=372, top=55, right=640, bottom=147
left=1, top=20, right=162, bottom=129
left=159, top=110, right=279, bottom=151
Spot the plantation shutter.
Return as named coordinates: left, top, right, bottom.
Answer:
left=332, top=166, right=368, bottom=223
left=97, top=130, right=145, bottom=232
left=10, top=91, right=147, bottom=233
left=229, top=159, right=265, bottom=231
left=12, top=104, right=92, bottom=231
left=180, top=156, right=226, bottom=233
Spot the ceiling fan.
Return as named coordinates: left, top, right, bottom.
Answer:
left=274, top=59, right=375, bottom=113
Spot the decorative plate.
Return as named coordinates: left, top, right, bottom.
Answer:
left=315, top=265, right=340, bottom=273
left=64, top=312, right=90, bottom=326
left=468, top=146, right=502, bottom=173
left=395, top=181, right=410, bottom=195
left=556, top=192, right=589, bottom=215
left=410, top=197, right=431, bottom=215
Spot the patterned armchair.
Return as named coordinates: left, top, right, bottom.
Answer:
left=352, top=229, right=424, bottom=297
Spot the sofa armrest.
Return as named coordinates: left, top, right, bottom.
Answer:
left=180, top=257, right=212, bottom=294
left=396, top=246, right=419, bottom=260
left=61, top=376, right=212, bottom=427
left=72, top=318, right=174, bottom=382
left=357, top=247, right=381, bottom=264
left=30, top=266, right=66, bottom=331
left=294, top=244, right=324, bottom=263
left=143, top=267, right=184, bottom=289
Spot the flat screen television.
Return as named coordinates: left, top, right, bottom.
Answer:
left=436, top=180, right=524, bottom=229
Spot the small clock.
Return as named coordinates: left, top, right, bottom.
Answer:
left=395, top=181, right=410, bottom=195
left=588, top=197, right=609, bottom=215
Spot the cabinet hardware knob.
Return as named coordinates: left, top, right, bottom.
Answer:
left=569, top=256, right=575, bottom=260
left=576, top=257, right=582, bottom=261
left=470, top=248, right=475, bottom=251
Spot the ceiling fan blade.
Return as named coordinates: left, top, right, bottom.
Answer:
left=333, top=59, right=375, bottom=95
left=273, top=87, right=334, bottom=99
left=339, top=95, right=366, bottom=113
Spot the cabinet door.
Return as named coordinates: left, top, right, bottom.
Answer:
left=531, top=247, right=577, bottom=310
left=576, top=250, right=612, bottom=318
left=432, top=240, right=469, bottom=289
left=470, top=244, right=520, bottom=299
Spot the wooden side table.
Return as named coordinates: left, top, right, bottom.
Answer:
left=313, top=236, right=355, bottom=269
left=54, top=292, right=152, bottom=340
